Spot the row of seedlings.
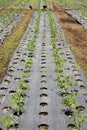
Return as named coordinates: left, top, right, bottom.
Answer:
left=0, top=7, right=41, bottom=130
left=0, top=0, right=36, bottom=45
left=0, top=9, right=20, bottom=30
left=54, top=0, right=87, bottom=29
left=0, top=10, right=24, bottom=45
left=47, top=6, right=87, bottom=130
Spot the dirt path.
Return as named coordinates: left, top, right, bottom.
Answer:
left=52, top=3, right=87, bottom=77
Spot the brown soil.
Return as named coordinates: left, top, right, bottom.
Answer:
left=52, top=3, right=87, bottom=77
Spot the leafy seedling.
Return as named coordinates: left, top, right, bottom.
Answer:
left=25, top=57, right=32, bottom=68
left=17, top=80, right=29, bottom=90
left=0, top=114, right=15, bottom=129
left=23, top=71, right=30, bottom=78
left=61, top=90, right=77, bottom=108
left=70, top=109, right=87, bottom=130
left=9, top=90, right=25, bottom=116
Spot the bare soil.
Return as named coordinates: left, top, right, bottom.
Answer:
left=52, top=3, right=87, bottom=77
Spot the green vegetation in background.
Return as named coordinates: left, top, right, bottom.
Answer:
left=54, top=0, right=87, bottom=17
left=0, top=0, right=15, bottom=7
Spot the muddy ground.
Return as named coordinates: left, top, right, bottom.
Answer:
left=53, top=3, right=87, bottom=78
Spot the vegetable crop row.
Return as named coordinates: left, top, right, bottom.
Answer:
left=0, top=2, right=41, bottom=129
left=47, top=6, right=87, bottom=130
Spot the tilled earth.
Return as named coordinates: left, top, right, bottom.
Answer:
left=53, top=3, right=87, bottom=77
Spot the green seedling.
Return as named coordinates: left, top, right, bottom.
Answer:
left=51, top=38, right=56, bottom=47
left=25, top=57, right=32, bottom=68
left=66, top=76, right=75, bottom=87
left=70, top=109, right=87, bottom=130
left=23, top=71, right=30, bottom=78
left=52, top=48, right=59, bottom=57
left=9, top=90, right=25, bottom=116
left=61, top=90, right=77, bottom=108
left=58, top=79, right=68, bottom=90
left=17, top=80, right=29, bottom=90
left=0, top=114, right=15, bottom=129
left=27, top=40, right=35, bottom=51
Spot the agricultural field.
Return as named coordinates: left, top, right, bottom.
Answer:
left=0, top=0, right=87, bottom=130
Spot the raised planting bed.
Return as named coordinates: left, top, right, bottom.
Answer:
left=0, top=0, right=87, bottom=130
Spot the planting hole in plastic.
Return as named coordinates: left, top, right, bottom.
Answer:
left=73, top=69, right=79, bottom=73
left=9, top=90, right=16, bottom=94
left=14, top=78, right=21, bottom=81
left=38, top=124, right=49, bottom=130
left=41, top=66, right=46, bottom=69
left=39, top=112, right=48, bottom=117
left=42, top=43, right=45, bottom=45
left=41, top=52, right=45, bottom=55
left=23, top=53, right=27, bottom=56
left=74, top=74, right=81, bottom=76
left=9, top=123, right=19, bottom=130
left=17, top=68, right=23, bottom=71
left=0, top=94, right=5, bottom=98
left=60, top=92, right=70, bottom=97
left=8, top=69, right=14, bottom=73
left=9, top=66, right=15, bottom=69
left=41, top=75, right=46, bottom=78
left=29, top=52, right=33, bottom=55
left=41, top=80, right=46, bottom=83
left=20, top=59, right=25, bottom=63
left=40, top=87, right=47, bottom=90
left=76, top=79, right=83, bottom=82
left=0, top=87, right=8, bottom=91
left=58, top=43, right=61, bottom=46
left=4, top=79, right=11, bottom=85
left=76, top=106, right=85, bottom=111
left=68, top=124, right=76, bottom=130
left=14, top=58, right=19, bottom=60
left=41, top=62, right=46, bottom=65
left=6, top=73, right=13, bottom=79
left=16, top=51, right=20, bottom=54
left=2, top=106, right=12, bottom=113
left=65, top=110, right=73, bottom=117
left=13, top=110, right=23, bottom=117
left=24, top=80, right=29, bottom=83
left=41, top=44, right=45, bottom=47
left=17, top=54, right=20, bottom=57
left=40, top=93, right=48, bottom=97
left=41, top=55, right=46, bottom=58
left=40, top=102, right=48, bottom=107
left=41, top=59, right=46, bottom=61
left=13, top=61, right=18, bottom=65
left=66, top=54, right=70, bottom=56
left=67, top=57, right=72, bottom=60
left=80, top=85, right=86, bottom=89
left=64, top=68, right=70, bottom=70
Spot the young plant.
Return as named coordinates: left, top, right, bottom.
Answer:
left=27, top=39, right=35, bottom=51
left=61, top=90, right=77, bottom=108
left=0, top=114, right=15, bottom=129
left=9, top=90, right=25, bottom=116
left=70, top=109, right=87, bottom=130
left=23, top=71, right=30, bottom=78
left=25, top=57, right=32, bottom=68
left=17, top=80, right=28, bottom=90
left=51, top=38, right=56, bottom=47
